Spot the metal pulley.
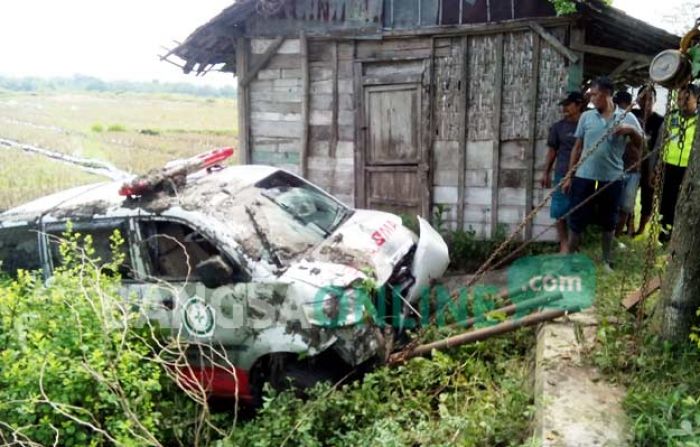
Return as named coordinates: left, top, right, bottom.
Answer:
left=650, top=19, right=700, bottom=88
left=649, top=49, right=692, bottom=89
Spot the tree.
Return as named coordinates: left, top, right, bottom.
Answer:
left=658, top=114, right=700, bottom=342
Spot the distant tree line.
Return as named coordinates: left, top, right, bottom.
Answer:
left=0, top=74, right=236, bottom=98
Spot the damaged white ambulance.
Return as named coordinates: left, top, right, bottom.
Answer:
left=0, top=149, right=449, bottom=405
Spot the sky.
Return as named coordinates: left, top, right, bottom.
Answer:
left=0, top=0, right=694, bottom=87
left=0, top=0, right=234, bottom=86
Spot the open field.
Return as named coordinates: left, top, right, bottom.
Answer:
left=0, top=90, right=237, bottom=210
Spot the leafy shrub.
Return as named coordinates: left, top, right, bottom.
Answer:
left=0, top=230, right=539, bottom=445
left=90, top=123, right=104, bottom=132
left=107, top=123, right=126, bottom=132
left=589, top=237, right=700, bottom=446
left=547, top=0, right=612, bottom=16
left=220, top=331, right=535, bottom=447
left=444, top=224, right=511, bottom=272
left=0, top=231, right=214, bottom=446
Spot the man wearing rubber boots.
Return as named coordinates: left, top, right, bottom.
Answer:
left=563, top=77, right=643, bottom=272
left=658, top=83, right=699, bottom=242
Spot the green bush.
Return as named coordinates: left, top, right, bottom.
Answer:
left=220, top=331, right=535, bottom=447
left=90, top=123, right=104, bottom=132
left=107, top=123, right=126, bottom=132
left=0, top=231, right=208, bottom=446
left=589, top=237, right=700, bottom=446
left=0, top=230, right=538, bottom=445
left=445, top=224, right=510, bottom=272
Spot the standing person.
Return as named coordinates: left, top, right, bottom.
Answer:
left=612, top=91, right=643, bottom=237
left=658, top=83, right=699, bottom=242
left=562, top=77, right=643, bottom=271
left=634, top=85, right=665, bottom=236
left=541, top=91, right=585, bottom=252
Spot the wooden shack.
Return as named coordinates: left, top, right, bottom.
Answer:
left=170, top=0, right=677, bottom=240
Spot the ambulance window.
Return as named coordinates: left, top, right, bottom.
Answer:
left=48, top=222, right=134, bottom=279
left=0, top=226, right=42, bottom=278
left=138, top=220, right=240, bottom=282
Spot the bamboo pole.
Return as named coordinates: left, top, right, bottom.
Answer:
left=389, top=304, right=567, bottom=365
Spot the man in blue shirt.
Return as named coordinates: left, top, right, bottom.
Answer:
left=562, top=77, right=643, bottom=271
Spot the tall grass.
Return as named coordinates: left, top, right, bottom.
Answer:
left=0, top=91, right=238, bottom=209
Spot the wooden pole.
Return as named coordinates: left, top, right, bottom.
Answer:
left=240, top=36, right=285, bottom=88
left=389, top=307, right=567, bottom=365
left=457, top=36, right=469, bottom=231
left=529, top=22, right=579, bottom=63
left=300, top=31, right=310, bottom=178
left=490, top=33, right=504, bottom=238
left=444, top=292, right=563, bottom=331
left=236, top=38, right=251, bottom=165
left=330, top=40, right=339, bottom=158
left=422, top=37, right=436, bottom=219
left=525, top=33, right=541, bottom=240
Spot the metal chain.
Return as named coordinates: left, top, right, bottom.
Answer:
left=393, top=100, right=637, bottom=363
left=394, top=20, right=700, bottom=364
left=636, top=88, right=690, bottom=326
left=490, top=137, right=670, bottom=272
left=466, top=100, right=637, bottom=288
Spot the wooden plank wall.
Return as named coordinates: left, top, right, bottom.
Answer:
left=245, top=26, right=569, bottom=240
left=431, top=27, right=568, bottom=241
left=306, top=40, right=356, bottom=206
left=248, top=38, right=304, bottom=174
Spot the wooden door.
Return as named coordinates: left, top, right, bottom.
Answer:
left=356, top=59, right=431, bottom=218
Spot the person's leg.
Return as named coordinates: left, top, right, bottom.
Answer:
left=550, top=173, right=571, bottom=253
left=618, top=173, right=640, bottom=237
left=636, top=160, right=654, bottom=236
left=567, top=177, right=595, bottom=253
left=556, top=219, right=569, bottom=253
left=616, top=211, right=628, bottom=237
left=568, top=230, right=583, bottom=253
left=665, top=165, right=686, bottom=228
left=598, top=180, right=624, bottom=266
left=659, top=163, right=683, bottom=241
left=601, top=230, right=615, bottom=265
left=626, top=212, right=635, bottom=236
left=616, top=175, right=631, bottom=237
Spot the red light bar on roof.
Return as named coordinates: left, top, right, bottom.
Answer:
left=119, top=147, right=234, bottom=197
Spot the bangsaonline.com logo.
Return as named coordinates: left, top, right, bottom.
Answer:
left=303, top=253, right=596, bottom=329
left=50, top=253, right=595, bottom=337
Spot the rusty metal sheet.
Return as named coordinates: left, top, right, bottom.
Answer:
left=290, top=0, right=383, bottom=23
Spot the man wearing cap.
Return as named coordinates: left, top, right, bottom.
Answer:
left=542, top=91, right=585, bottom=252
left=563, top=77, right=643, bottom=271
left=658, top=83, right=699, bottom=242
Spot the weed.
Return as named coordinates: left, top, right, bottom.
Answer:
left=222, top=329, right=536, bottom=446
left=585, top=234, right=700, bottom=446
left=0, top=91, right=236, bottom=209
left=107, top=123, right=126, bottom=132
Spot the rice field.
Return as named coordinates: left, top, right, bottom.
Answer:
left=0, top=90, right=237, bottom=211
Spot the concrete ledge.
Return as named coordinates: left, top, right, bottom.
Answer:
left=533, top=309, right=631, bottom=446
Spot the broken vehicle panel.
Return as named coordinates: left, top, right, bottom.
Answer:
left=0, top=150, right=450, bottom=403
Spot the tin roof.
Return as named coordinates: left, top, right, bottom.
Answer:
left=169, top=0, right=678, bottom=83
